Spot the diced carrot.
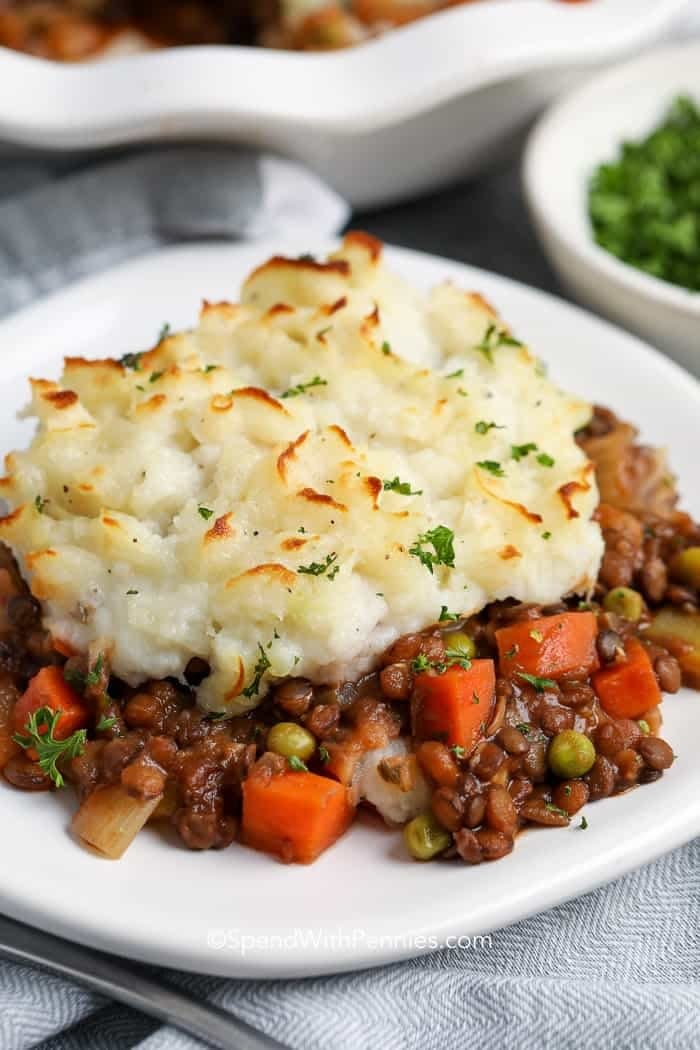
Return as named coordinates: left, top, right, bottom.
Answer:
left=592, top=638, right=662, bottom=719
left=412, top=661, right=495, bottom=754
left=13, top=666, right=88, bottom=760
left=241, top=770, right=354, bottom=864
left=496, top=611, right=599, bottom=681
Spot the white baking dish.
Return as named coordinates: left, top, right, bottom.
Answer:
left=0, top=0, right=690, bottom=207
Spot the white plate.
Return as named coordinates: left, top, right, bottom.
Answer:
left=1, top=241, right=699, bottom=979
left=0, top=0, right=689, bottom=207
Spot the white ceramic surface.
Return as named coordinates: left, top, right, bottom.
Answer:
left=524, top=42, right=700, bottom=377
left=0, top=0, right=689, bottom=208
left=0, top=240, right=699, bottom=979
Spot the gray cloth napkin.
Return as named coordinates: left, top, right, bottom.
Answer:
left=0, top=148, right=349, bottom=317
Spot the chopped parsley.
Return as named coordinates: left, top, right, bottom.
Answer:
left=476, top=460, right=506, bottom=478
left=158, top=323, right=171, bottom=343
left=34, top=495, right=47, bottom=514
left=383, top=476, right=423, bottom=496
left=381, top=341, right=392, bottom=355
left=198, top=506, right=214, bottom=520
left=505, top=644, right=519, bottom=658
left=149, top=371, right=164, bottom=384
left=443, top=646, right=473, bottom=670
left=515, top=722, right=532, bottom=736
left=281, top=376, right=327, bottom=398
left=118, top=351, right=142, bottom=371
left=529, top=629, right=544, bottom=643
left=542, top=531, right=552, bottom=540
left=297, top=552, right=339, bottom=579
left=64, top=653, right=104, bottom=691
left=517, top=672, right=557, bottom=692
left=536, top=452, right=555, bottom=467
left=511, top=442, right=538, bottom=462
left=474, top=420, right=503, bottom=435
left=438, top=605, right=459, bottom=622
left=125, top=589, right=139, bottom=595
left=450, top=745, right=467, bottom=759
left=588, top=96, right=700, bottom=292
left=409, top=525, right=456, bottom=574
left=96, top=715, right=117, bottom=732
left=474, top=323, right=522, bottom=363
left=410, top=647, right=471, bottom=675
left=318, top=746, right=331, bottom=764
left=13, top=706, right=87, bottom=788
left=445, top=368, right=464, bottom=379
left=241, top=643, right=272, bottom=699
left=579, top=815, right=589, bottom=830
left=288, top=755, right=308, bottom=772
left=545, top=802, right=570, bottom=819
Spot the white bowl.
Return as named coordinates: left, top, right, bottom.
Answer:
left=0, top=0, right=689, bottom=208
left=523, top=42, right=700, bottom=377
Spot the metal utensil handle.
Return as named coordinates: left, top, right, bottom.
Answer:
left=0, top=914, right=286, bottom=1050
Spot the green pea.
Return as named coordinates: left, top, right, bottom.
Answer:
left=671, top=547, right=700, bottom=590
left=443, top=630, right=476, bottom=660
left=266, top=722, right=316, bottom=762
left=403, top=812, right=451, bottom=861
left=548, top=730, right=596, bottom=779
left=603, top=586, right=644, bottom=622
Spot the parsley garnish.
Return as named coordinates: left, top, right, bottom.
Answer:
left=505, top=644, right=519, bottom=658
left=511, top=443, right=538, bottom=462
left=409, top=525, right=456, bottom=574
left=438, top=606, right=459, bottom=622
left=517, top=672, right=556, bottom=692
left=411, top=647, right=471, bottom=675
left=537, top=452, right=555, bottom=467
left=542, top=531, right=552, bottom=540
left=297, top=552, right=339, bottom=579
left=149, top=371, right=164, bottom=384
left=476, top=460, right=505, bottom=478
left=288, top=756, right=308, bottom=772
left=126, top=589, right=139, bottom=595
left=242, top=643, right=272, bottom=699
left=118, top=352, right=142, bottom=371
left=443, top=646, right=473, bottom=670
left=445, top=368, right=464, bottom=379
left=13, top=706, right=86, bottom=788
left=383, top=476, right=423, bottom=496
left=450, top=745, right=467, bottom=759
left=64, top=653, right=104, bottom=691
left=96, top=715, right=117, bottom=732
left=202, top=364, right=218, bottom=373
left=515, top=722, right=532, bottom=735
left=579, top=815, right=589, bottom=830
left=545, top=802, right=570, bottom=819
left=34, top=495, right=47, bottom=514
left=474, top=323, right=522, bottom=363
left=158, top=323, right=171, bottom=343
left=474, top=421, right=503, bottom=435
left=381, top=341, right=392, bottom=355
left=318, top=746, right=330, bottom=764
left=529, top=629, right=544, bottom=643
left=198, top=506, right=214, bottom=520
left=281, top=376, right=327, bottom=398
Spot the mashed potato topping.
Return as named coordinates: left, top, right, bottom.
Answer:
left=0, top=234, right=603, bottom=713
